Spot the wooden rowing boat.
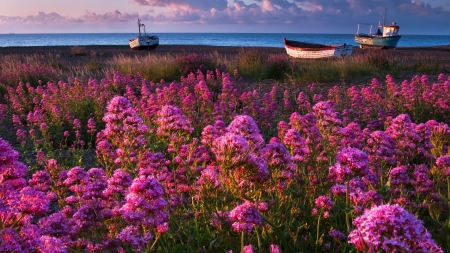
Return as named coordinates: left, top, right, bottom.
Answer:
left=283, top=38, right=353, bottom=59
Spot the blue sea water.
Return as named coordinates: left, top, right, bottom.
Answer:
left=0, top=33, right=449, bottom=48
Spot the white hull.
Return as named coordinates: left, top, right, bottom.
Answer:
left=129, top=36, right=159, bottom=50
left=285, top=44, right=353, bottom=59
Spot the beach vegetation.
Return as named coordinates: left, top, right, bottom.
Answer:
left=1, top=51, right=450, bottom=252
left=85, top=59, right=102, bottom=71
left=70, top=46, right=87, bottom=56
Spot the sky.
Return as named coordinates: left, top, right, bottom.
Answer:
left=0, top=0, right=449, bottom=35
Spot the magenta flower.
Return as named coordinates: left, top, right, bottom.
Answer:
left=296, top=91, right=311, bottom=113
left=227, top=115, right=264, bottom=151
left=212, top=132, right=249, bottom=167
left=18, top=186, right=50, bottom=215
left=28, top=171, right=52, bottom=192
left=312, top=100, right=343, bottom=133
left=37, top=235, right=68, bottom=253
left=210, top=210, right=232, bottom=230
left=0, top=228, right=24, bottom=253
left=116, top=225, right=147, bottom=252
left=283, top=128, right=309, bottom=163
left=38, top=212, right=70, bottom=237
left=389, top=166, right=410, bottom=196
left=436, top=155, right=450, bottom=176
left=385, top=114, right=422, bottom=164
left=348, top=204, right=443, bottom=253
left=0, top=137, right=27, bottom=190
left=119, top=175, right=169, bottom=230
left=328, top=147, right=369, bottom=183
left=229, top=202, right=262, bottom=233
left=103, top=169, right=133, bottom=198
left=243, top=244, right=255, bottom=253
left=364, top=130, right=397, bottom=169
left=155, top=105, right=193, bottom=139
left=270, top=244, right=281, bottom=253
left=314, top=196, right=334, bottom=211
left=328, top=229, right=346, bottom=242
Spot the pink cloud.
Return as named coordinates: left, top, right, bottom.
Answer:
left=0, top=0, right=449, bottom=34
left=82, top=10, right=139, bottom=23
left=131, top=0, right=229, bottom=11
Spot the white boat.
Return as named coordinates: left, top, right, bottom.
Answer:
left=354, top=9, right=401, bottom=49
left=129, top=18, right=159, bottom=50
left=284, top=38, right=353, bottom=59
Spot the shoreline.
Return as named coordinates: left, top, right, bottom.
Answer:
left=1, top=44, right=449, bottom=54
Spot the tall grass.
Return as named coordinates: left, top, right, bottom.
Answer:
left=1, top=47, right=448, bottom=94
left=107, top=54, right=179, bottom=82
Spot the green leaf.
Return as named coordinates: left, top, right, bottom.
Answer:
left=209, top=237, right=222, bottom=250
left=377, top=185, right=389, bottom=196
left=442, top=219, right=450, bottom=235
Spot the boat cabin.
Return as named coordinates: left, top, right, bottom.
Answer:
left=381, top=22, right=400, bottom=37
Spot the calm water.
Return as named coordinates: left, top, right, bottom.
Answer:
left=0, top=33, right=449, bottom=48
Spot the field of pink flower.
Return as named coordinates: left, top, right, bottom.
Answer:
left=1, top=56, right=450, bottom=252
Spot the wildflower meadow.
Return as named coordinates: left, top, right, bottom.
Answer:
left=1, top=49, right=450, bottom=252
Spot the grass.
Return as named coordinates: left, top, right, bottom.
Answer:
left=0, top=46, right=448, bottom=93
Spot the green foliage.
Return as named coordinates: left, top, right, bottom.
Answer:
left=365, top=50, right=393, bottom=69
left=264, top=54, right=291, bottom=80
left=238, top=49, right=266, bottom=80
left=85, top=60, right=102, bottom=71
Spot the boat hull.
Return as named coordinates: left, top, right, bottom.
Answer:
left=129, top=36, right=159, bottom=50
left=354, top=34, right=401, bottom=49
left=284, top=40, right=353, bottom=59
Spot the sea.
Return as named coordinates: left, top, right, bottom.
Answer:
left=0, top=33, right=449, bottom=48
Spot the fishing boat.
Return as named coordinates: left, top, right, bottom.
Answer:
left=129, top=18, right=159, bottom=50
left=283, top=38, right=353, bottom=59
left=354, top=10, right=401, bottom=49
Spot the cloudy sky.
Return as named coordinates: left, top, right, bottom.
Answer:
left=1, top=0, right=449, bottom=35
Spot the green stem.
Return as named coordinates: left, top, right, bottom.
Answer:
left=346, top=180, right=350, bottom=232
left=256, top=229, right=262, bottom=253
left=241, top=231, right=245, bottom=253
left=262, top=216, right=292, bottom=252
left=150, top=234, right=160, bottom=251
left=315, top=215, right=321, bottom=253
left=447, top=177, right=450, bottom=220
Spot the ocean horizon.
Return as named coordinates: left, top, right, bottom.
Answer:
left=0, top=33, right=449, bottom=48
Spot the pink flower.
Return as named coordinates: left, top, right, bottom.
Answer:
left=348, top=204, right=443, bottom=253
left=120, top=176, right=169, bottom=230
left=329, top=147, right=369, bottom=183
left=229, top=202, right=262, bottom=233
left=314, top=196, right=334, bottom=211
left=155, top=105, right=193, bottom=138
left=328, top=229, right=346, bottom=241
left=38, top=236, right=68, bottom=253
left=212, top=132, right=249, bottom=167
left=243, top=244, right=254, bottom=253
left=227, top=115, right=264, bottom=151
left=436, top=155, right=450, bottom=176
left=156, top=222, right=169, bottom=234
left=270, top=244, right=281, bottom=253
left=18, top=186, right=50, bottom=215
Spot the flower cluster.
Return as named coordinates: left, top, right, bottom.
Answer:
left=348, top=204, right=443, bottom=252
left=229, top=202, right=263, bottom=233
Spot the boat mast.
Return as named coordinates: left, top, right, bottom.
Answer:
left=383, top=8, right=387, bottom=26
left=138, top=18, right=142, bottom=37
